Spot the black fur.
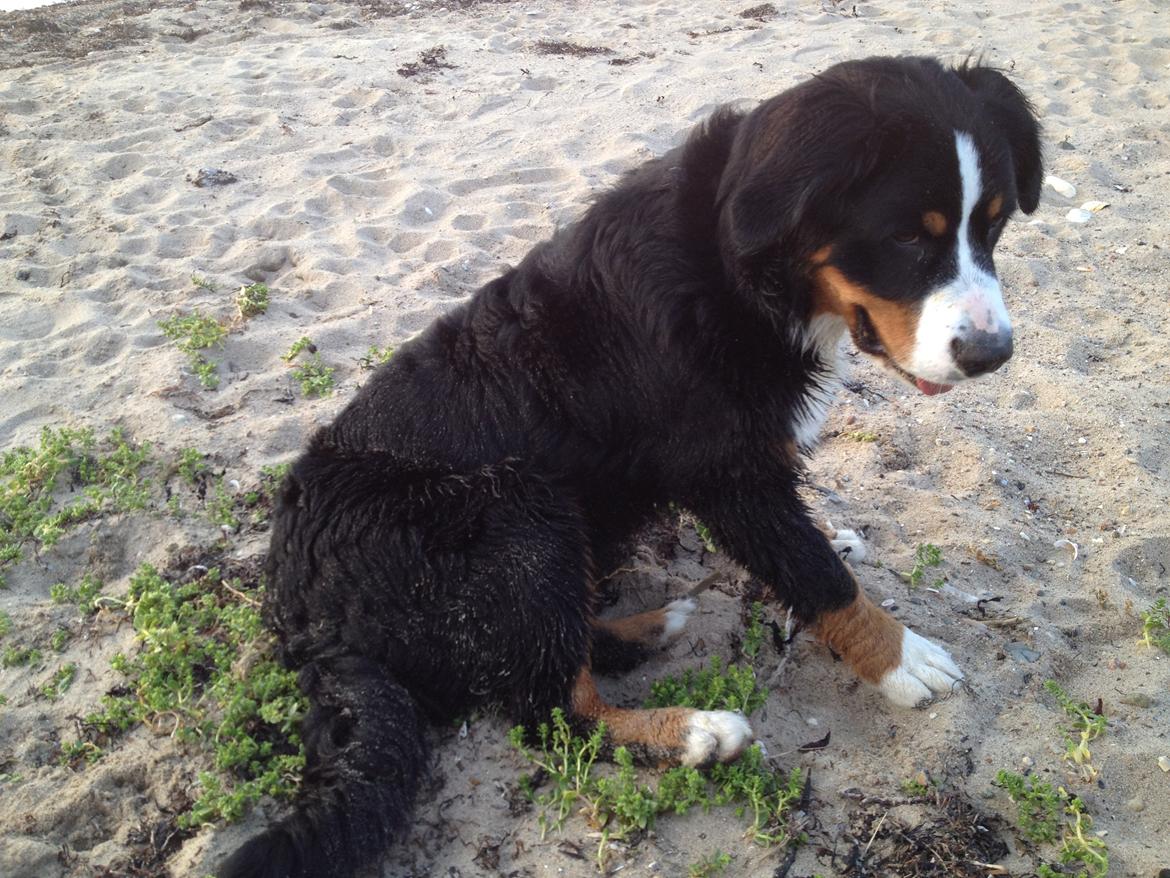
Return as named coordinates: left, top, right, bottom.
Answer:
left=217, top=56, right=1041, bottom=878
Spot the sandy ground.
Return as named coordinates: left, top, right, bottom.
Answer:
left=1, top=0, right=1169, bottom=876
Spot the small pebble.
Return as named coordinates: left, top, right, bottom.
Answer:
left=807, top=717, right=819, bottom=727
left=881, top=598, right=896, bottom=608
left=1021, top=756, right=1034, bottom=768
left=1159, top=756, right=1170, bottom=773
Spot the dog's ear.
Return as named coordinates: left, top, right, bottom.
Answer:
left=955, top=64, right=1044, bottom=214
left=717, top=79, right=881, bottom=273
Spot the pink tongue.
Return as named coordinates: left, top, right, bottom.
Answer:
left=916, top=378, right=954, bottom=396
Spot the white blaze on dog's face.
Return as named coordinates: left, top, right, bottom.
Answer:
left=904, top=132, right=1014, bottom=391
left=809, top=127, right=1024, bottom=397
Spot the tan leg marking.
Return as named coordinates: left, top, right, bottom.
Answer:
left=595, top=597, right=696, bottom=648
left=812, top=588, right=904, bottom=684
left=987, top=193, right=1004, bottom=221
left=595, top=609, right=666, bottom=646
left=572, top=667, right=696, bottom=752
left=571, top=668, right=752, bottom=766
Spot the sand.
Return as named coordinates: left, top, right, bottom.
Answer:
left=1, top=0, right=1168, bottom=875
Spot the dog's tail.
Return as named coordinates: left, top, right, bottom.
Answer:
left=216, top=655, right=427, bottom=878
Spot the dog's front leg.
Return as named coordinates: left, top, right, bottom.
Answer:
left=687, top=474, right=961, bottom=707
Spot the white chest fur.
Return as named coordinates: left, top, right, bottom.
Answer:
left=790, top=314, right=847, bottom=452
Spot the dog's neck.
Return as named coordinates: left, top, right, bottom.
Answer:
left=790, top=313, right=848, bottom=452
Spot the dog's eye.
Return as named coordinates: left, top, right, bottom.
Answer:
left=892, top=231, right=921, bottom=246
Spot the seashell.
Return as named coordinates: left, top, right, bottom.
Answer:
left=1066, top=207, right=1092, bottom=223
left=1081, top=200, right=1110, bottom=212
left=1045, top=174, right=1076, bottom=198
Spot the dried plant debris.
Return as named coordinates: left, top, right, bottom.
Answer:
left=533, top=40, right=614, bottom=57
left=739, top=3, right=779, bottom=19
left=828, top=793, right=1009, bottom=877
left=397, top=45, right=456, bottom=78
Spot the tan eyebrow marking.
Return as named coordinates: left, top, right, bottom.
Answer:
left=809, top=244, right=834, bottom=266
left=922, top=211, right=947, bottom=237
left=988, top=194, right=1004, bottom=221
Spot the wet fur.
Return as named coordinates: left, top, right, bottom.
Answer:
left=217, top=56, right=1041, bottom=878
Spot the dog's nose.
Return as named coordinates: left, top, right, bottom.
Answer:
left=950, top=329, right=1013, bottom=377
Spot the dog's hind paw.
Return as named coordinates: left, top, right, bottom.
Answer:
left=682, top=710, right=753, bottom=766
left=878, top=627, right=963, bottom=708
left=660, top=597, right=697, bottom=644
left=828, top=525, right=867, bottom=565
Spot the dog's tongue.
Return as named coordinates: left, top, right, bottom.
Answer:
left=915, top=378, right=954, bottom=396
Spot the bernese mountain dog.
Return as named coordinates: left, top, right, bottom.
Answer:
left=218, top=55, right=1042, bottom=878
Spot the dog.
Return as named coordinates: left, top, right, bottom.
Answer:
left=217, top=55, right=1042, bottom=878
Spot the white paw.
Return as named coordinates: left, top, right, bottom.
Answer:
left=830, top=527, right=867, bottom=564
left=878, top=627, right=963, bottom=708
left=660, top=598, right=697, bottom=643
left=682, top=710, right=753, bottom=766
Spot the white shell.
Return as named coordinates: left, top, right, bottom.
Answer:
left=1081, top=200, right=1110, bottom=212
left=1066, top=208, right=1092, bottom=223
left=1045, top=174, right=1077, bottom=198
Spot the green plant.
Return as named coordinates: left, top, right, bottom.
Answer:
left=1139, top=597, right=1170, bottom=654
left=40, top=663, right=77, bottom=700
left=899, top=775, right=933, bottom=796
left=694, top=519, right=717, bottom=553
left=236, top=282, right=269, bottom=318
left=191, top=275, right=217, bottom=291
left=509, top=709, right=605, bottom=838
left=59, top=740, right=104, bottom=767
left=1044, top=680, right=1106, bottom=779
left=177, top=448, right=210, bottom=487
left=69, top=564, right=306, bottom=828
left=995, top=770, right=1062, bottom=843
left=708, top=745, right=804, bottom=845
left=999, top=771, right=1108, bottom=878
left=208, top=479, right=241, bottom=531
left=742, top=602, right=766, bottom=661
left=1, top=427, right=155, bottom=585
left=510, top=713, right=802, bottom=870
left=844, top=430, right=879, bottom=442
left=282, top=336, right=314, bottom=362
left=50, top=627, right=71, bottom=652
left=260, top=463, right=290, bottom=492
left=292, top=357, right=335, bottom=397
left=159, top=312, right=227, bottom=389
left=646, top=656, right=767, bottom=715
left=0, top=609, right=11, bottom=638
left=359, top=345, right=395, bottom=370
left=689, top=850, right=732, bottom=877
left=1045, top=796, right=1109, bottom=878
left=283, top=337, right=335, bottom=397
left=50, top=573, right=104, bottom=614
left=902, top=543, right=943, bottom=587
left=2, top=645, right=42, bottom=668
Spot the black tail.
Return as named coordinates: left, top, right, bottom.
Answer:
left=217, top=655, right=427, bottom=878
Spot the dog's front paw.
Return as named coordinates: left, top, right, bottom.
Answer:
left=660, top=597, right=697, bottom=644
left=827, top=523, right=868, bottom=564
left=682, top=710, right=753, bottom=766
left=877, top=627, right=962, bottom=708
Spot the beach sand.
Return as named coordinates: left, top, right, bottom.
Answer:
left=1, top=0, right=1168, bottom=875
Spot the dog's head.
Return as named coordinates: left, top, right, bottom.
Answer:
left=718, top=56, right=1043, bottom=393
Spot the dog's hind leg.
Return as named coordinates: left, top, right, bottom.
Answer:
left=816, top=520, right=868, bottom=565
left=215, top=654, right=426, bottom=878
left=590, top=598, right=697, bottom=674
left=569, top=667, right=752, bottom=767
